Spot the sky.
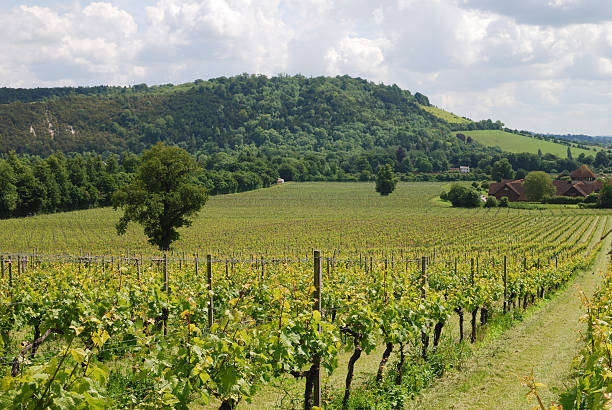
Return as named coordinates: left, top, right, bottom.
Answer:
left=1, top=0, right=612, bottom=136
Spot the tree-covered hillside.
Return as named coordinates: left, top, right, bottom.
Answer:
left=0, top=74, right=610, bottom=220
left=0, top=74, right=469, bottom=156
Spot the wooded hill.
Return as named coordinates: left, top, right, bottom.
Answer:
left=1, top=74, right=495, bottom=158
left=0, top=75, right=610, bottom=219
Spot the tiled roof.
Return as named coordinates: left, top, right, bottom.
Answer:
left=570, top=165, right=596, bottom=180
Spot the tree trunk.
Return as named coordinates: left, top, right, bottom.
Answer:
left=470, top=308, right=478, bottom=343
left=343, top=332, right=362, bottom=408
left=421, top=330, right=429, bottom=359
left=395, top=342, right=405, bottom=385
left=12, top=328, right=63, bottom=377
left=433, top=321, right=444, bottom=348
left=303, top=365, right=316, bottom=410
left=376, top=342, right=393, bottom=383
left=31, top=321, right=41, bottom=358
left=455, top=307, right=464, bottom=343
left=219, top=398, right=238, bottom=410
left=480, top=305, right=488, bottom=326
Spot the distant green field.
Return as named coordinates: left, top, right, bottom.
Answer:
left=455, top=130, right=598, bottom=158
left=421, top=105, right=471, bottom=124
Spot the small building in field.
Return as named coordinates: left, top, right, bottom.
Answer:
left=487, top=165, right=602, bottom=201
left=277, top=178, right=285, bottom=184
left=449, top=165, right=471, bottom=173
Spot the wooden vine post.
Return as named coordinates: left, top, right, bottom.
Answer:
left=163, top=254, right=169, bottom=294
left=163, top=254, right=169, bottom=335
left=313, top=250, right=322, bottom=408
left=7, top=258, right=12, bottom=295
left=261, top=256, right=265, bottom=281
left=421, top=256, right=429, bottom=358
left=503, top=255, right=507, bottom=313
left=470, top=258, right=477, bottom=343
left=1, top=255, right=3, bottom=279
left=207, top=254, right=214, bottom=328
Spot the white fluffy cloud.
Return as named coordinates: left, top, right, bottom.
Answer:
left=324, top=36, right=390, bottom=80
left=0, top=3, right=143, bottom=86
left=0, top=0, right=611, bottom=134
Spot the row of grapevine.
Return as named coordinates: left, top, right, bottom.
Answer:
left=0, top=217, right=606, bottom=409
left=560, top=254, right=612, bottom=408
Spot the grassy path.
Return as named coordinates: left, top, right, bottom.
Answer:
left=410, top=216, right=612, bottom=410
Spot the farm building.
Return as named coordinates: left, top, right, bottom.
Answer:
left=488, top=165, right=603, bottom=201
left=449, top=165, right=471, bottom=173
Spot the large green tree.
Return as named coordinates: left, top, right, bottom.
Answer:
left=375, top=164, right=397, bottom=196
left=0, top=159, right=17, bottom=218
left=112, top=142, right=208, bottom=250
left=491, top=158, right=514, bottom=181
left=522, top=171, right=555, bottom=202
left=598, top=181, right=612, bottom=208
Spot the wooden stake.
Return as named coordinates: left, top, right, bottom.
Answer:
left=207, top=254, right=213, bottom=328
left=313, top=250, right=322, bottom=408
left=503, top=255, right=507, bottom=313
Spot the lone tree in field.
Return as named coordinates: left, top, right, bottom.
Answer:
left=522, top=171, right=555, bottom=202
left=375, top=164, right=397, bottom=196
left=112, top=142, right=208, bottom=250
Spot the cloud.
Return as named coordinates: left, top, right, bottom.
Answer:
left=459, top=0, right=612, bottom=26
left=141, top=0, right=292, bottom=78
left=0, top=0, right=611, bottom=134
left=324, top=36, right=390, bottom=80
left=0, top=3, right=143, bottom=86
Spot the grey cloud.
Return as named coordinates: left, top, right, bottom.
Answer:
left=459, top=0, right=612, bottom=26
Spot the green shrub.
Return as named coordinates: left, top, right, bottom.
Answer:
left=542, top=196, right=583, bottom=205
left=484, top=196, right=498, bottom=208
left=498, top=196, right=509, bottom=207
left=584, top=193, right=598, bottom=204
left=447, top=184, right=481, bottom=208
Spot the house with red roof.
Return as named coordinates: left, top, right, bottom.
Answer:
left=488, top=165, right=603, bottom=201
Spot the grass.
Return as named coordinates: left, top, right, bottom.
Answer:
left=420, top=105, right=472, bottom=124
left=454, top=130, right=598, bottom=158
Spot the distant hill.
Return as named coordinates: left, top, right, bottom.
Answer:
left=453, top=130, right=601, bottom=158
left=0, top=74, right=607, bottom=182
left=541, top=133, right=612, bottom=148
left=0, top=75, right=609, bottom=221
left=0, top=75, right=463, bottom=156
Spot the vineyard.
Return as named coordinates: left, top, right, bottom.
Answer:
left=0, top=182, right=609, bottom=256
left=561, top=250, right=612, bottom=408
left=0, top=207, right=608, bottom=408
